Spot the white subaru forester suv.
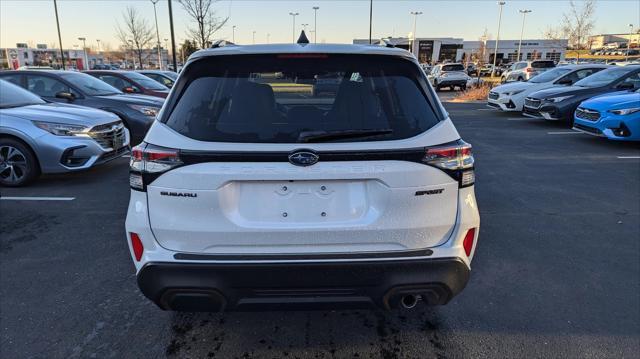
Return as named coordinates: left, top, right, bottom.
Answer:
left=125, top=38, right=480, bottom=312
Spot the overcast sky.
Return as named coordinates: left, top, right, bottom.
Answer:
left=1, top=0, right=637, bottom=49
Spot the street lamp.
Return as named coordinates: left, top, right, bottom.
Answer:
left=312, top=6, right=319, bottom=43
left=491, top=1, right=506, bottom=78
left=96, top=39, right=101, bottom=53
left=289, top=12, right=299, bottom=43
left=232, top=25, right=236, bottom=43
left=252, top=31, right=256, bottom=45
left=517, top=9, right=532, bottom=62
left=302, top=23, right=309, bottom=32
left=628, top=24, right=634, bottom=61
left=410, top=11, right=423, bottom=56
left=78, top=37, right=89, bottom=70
left=150, top=0, right=163, bottom=70
left=267, top=33, right=271, bottom=44
left=127, top=39, right=136, bottom=69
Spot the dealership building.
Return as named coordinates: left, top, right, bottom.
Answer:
left=353, top=37, right=568, bottom=64
left=1, top=44, right=88, bottom=70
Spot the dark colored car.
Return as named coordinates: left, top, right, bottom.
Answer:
left=523, top=65, right=640, bottom=125
left=0, top=70, right=164, bottom=144
left=138, top=70, right=178, bottom=88
left=85, top=70, right=170, bottom=98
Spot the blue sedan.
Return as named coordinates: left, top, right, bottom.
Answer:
left=573, top=89, right=640, bottom=141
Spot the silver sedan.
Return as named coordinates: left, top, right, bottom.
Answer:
left=0, top=80, right=130, bottom=186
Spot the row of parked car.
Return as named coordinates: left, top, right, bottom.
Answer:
left=487, top=64, right=640, bottom=141
left=0, top=69, right=179, bottom=186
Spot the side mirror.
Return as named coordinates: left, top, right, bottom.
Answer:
left=556, top=78, right=573, bottom=85
left=55, top=91, right=75, bottom=101
left=616, top=82, right=635, bottom=90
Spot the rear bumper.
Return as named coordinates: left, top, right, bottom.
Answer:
left=437, top=79, right=467, bottom=87
left=137, top=257, right=470, bottom=312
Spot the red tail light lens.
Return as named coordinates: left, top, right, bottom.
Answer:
left=130, top=142, right=183, bottom=190
left=526, top=68, right=534, bottom=73
left=462, top=228, right=476, bottom=257
left=130, top=232, right=144, bottom=261
left=423, top=141, right=475, bottom=187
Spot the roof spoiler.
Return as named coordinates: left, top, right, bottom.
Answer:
left=210, top=40, right=236, bottom=49
left=297, top=30, right=310, bottom=45
left=377, top=38, right=395, bottom=48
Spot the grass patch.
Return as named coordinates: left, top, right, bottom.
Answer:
left=451, top=84, right=492, bottom=103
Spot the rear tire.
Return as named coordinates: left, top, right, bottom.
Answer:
left=517, top=77, right=524, bottom=82
left=0, top=138, right=39, bottom=187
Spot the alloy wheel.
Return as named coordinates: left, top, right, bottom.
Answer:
left=0, top=145, right=28, bottom=184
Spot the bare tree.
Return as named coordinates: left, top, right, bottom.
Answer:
left=116, top=6, right=154, bottom=68
left=545, top=0, right=596, bottom=49
left=179, top=0, right=228, bottom=49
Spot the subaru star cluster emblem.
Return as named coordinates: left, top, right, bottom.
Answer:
left=288, top=150, right=319, bottom=167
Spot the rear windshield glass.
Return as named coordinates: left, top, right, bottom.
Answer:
left=528, top=67, right=572, bottom=83
left=163, top=54, right=441, bottom=143
left=124, top=72, right=169, bottom=90
left=574, top=67, right=635, bottom=88
left=442, top=64, right=465, bottom=72
left=532, top=61, right=556, bottom=68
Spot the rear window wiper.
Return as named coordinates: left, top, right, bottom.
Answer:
left=298, top=128, right=393, bottom=143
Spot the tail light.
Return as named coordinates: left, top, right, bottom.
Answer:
left=423, top=140, right=475, bottom=187
left=129, top=142, right=183, bottom=191
left=129, top=232, right=144, bottom=261
left=462, top=228, right=476, bottom=257
left=526, top=68, right=534, bottom=73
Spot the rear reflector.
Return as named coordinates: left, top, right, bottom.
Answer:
left=130, top=233, right=144, bottom=261
left=462, top=228, right=476, bottom=257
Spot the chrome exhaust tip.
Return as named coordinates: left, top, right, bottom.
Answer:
left=400, top=294, right=420, bottom=309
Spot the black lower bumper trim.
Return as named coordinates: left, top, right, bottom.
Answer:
left=137, top=258, right=470, bottom=312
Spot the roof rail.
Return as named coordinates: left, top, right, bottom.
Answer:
left=210, top=40, right=236, bottom=49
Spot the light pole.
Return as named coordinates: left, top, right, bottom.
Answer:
left=267, top=33, right=270, bottom=44
left=53, top=0, right=65, bottom=70
left=164, top=38, right=169, bottom=64
left=410, top=11, right=422, bottom=56
left=312, top=6, right=319, bottom=43
left=96, top=39, right=101, bottom=53
left=517, top=9, right=532, bottom=62
left=628, top=24, right=634, bottom=61
left=150, top=0, right=163, bottom=70
left=491, top=1, right=506, bottom=78
left=232, top=25, right=236, bottom=43
left=302, top=23, right=309, bottom=32
left=368, top=0, right=373, bottom=44
left=78, top=37, right=88, bottom=70
left=252, top=31, right=256, bottom=44
left=128, top=39, right=136, bottom=69
left=289, top=12, right=299, bottom=43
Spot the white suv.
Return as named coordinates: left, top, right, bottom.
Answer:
left=125, top=41, right=480, bottom=312
left=501, top=60, right=556, bottom=82
left=427, top=63, right=470, bottom=91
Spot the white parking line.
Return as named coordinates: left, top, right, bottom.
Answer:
left=507, top=117, right=531, bottom=121
left=0, top=196, right=75, bottom=201
left=617, top=156, right=640, bottom=159
left=476, top=108, right=494, bottom=111
left=547, top=131, right=582, bottom=135
left=122, top=155, right=130, bottom=158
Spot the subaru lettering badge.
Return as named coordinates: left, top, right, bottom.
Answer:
left=288, top=150, right=319, bottom=167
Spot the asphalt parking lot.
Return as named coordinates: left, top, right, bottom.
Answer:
left=1, top=100, right=639, bottom=358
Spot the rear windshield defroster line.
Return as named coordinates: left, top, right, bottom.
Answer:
left=161, top=54, right=444, bottom=143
